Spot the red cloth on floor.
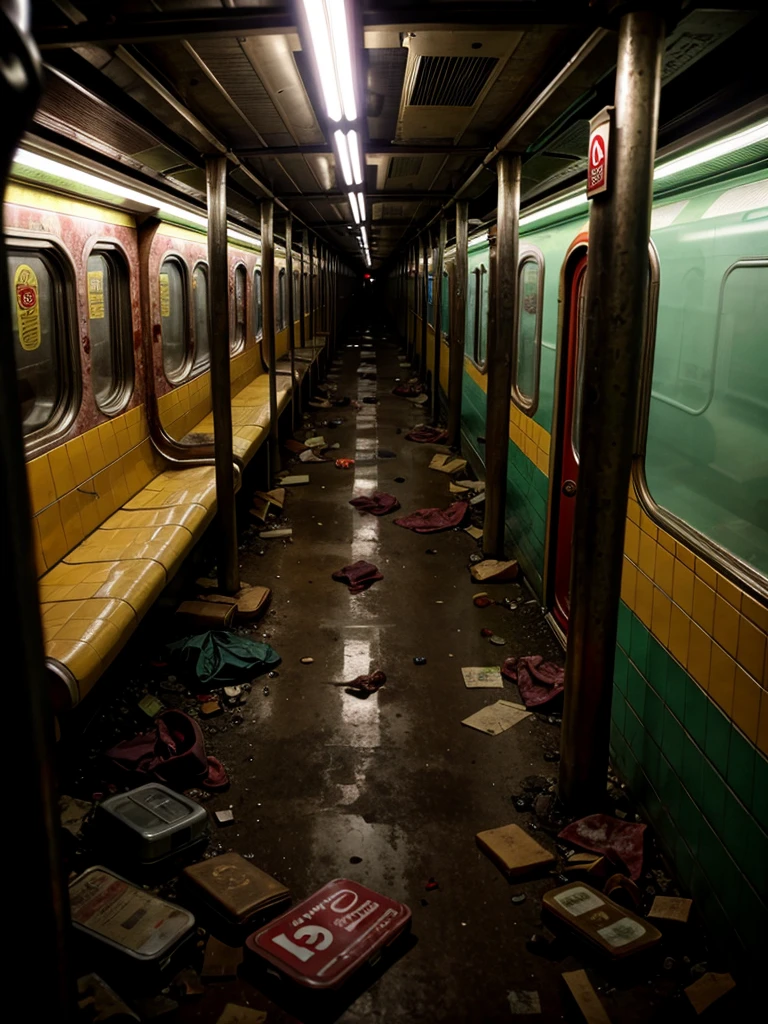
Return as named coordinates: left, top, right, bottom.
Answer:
left=558, top=814, right=647, bottom=880
left=332, top=559, right=384, bottom=593
left=392, top=383, right=423, bottom=397
left=502, top=655, right=565, bottom=707
left=105, top=710, right=228, bottom=791
left=349, top=492, right=401, bottom=516
left=405, top=426, right=448, bottom=444
left=394, top=501, right=468, bottom=533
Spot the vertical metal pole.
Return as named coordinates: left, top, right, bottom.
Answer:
left=1, top=4, right=72, bottom=1016
left=308, top=236, right=315, bottom=341
left=420, top=234, right=429, bottom=382
left=261, top=200, right=279, bottom=477
left=484, top=154, right=520, bottom=557
left=432, top=216, right=447, bottom=424
left=448, top=201, right=468, bottom=447
left=411, top=243, right=420, bottom=366
left=206, top=155, right=239, bottom=593
left=300, top=230, right=308, bottom=349
left=559, top=8, right=666, bottom=812
left=285, top=214, right=296, bottom=430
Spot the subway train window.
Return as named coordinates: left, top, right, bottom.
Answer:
left=253, top=268, right=263, bottom=338
left=469, top=265, right=487, bottom=368
left=277, top=268, right=286, bottom=329
left=427, top=273, right=434, bottom=326
left=644, top=259, right=768, bottom=576
left=192, top=263, right=210, bottom=371
left=512, top=254, right=544, bottom=414
left=233, top=263, right=246, bottom=351
left=8, top=245, right=74, bottom=437
left=159, top=256, right=188, bottom=381
left=440, top=270, right=450, bottom=337
left=87, top=247, right=133, bottom=415
left=293, top=270, right=300, bottom=318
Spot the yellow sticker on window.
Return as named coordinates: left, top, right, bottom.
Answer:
left=159, top=273, right=171, bottom=317
left=87, top=269, right=105, bottom=319
left=14, top=264, right=41, bottom=351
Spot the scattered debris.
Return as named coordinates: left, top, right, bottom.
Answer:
left=489, top=635, right=507, bottom=646
left=603, top=873, right=642, bottom=911
left=214, top=808, right=235, bottom=827
left=300, top=657, right=314, bottom=665
left=349, top=492, right=401, bottom=516
left=224, top=685, right=242, bottom=699
left=469, top=558, right=519, bottom=583
left=425, top=877, right=439, bottom=891
left=507, top=990, right=542, bottom=1015
left=465, top=526, right=484, bottom=540
left=202, top=936, right=244, bottom=979
left=480, top=628, right=494, bottom=638
left=281, top=474, right=310, bottom=485
left=470, top=492, right=486, bottom=506
left=405, top=426, right=448, bottom=443
left=176, top=599, right=236, bottom=630
left=394, top=476, right=406, bottom=483
left=394, top=500, right=469, bottom=533
left=684, top=973, right=736, bottom=1015
left=510, top=892, right=527, bottom=905
left=183, top=852, right=290, bottom=924
left=335, top=458, right=355, bottom=469
left=167, top=631, right=281, bottom=685
left=305, top=435, right=326, bottom=448
left=377, top=447, right=397, bottom=459
left=473, top=592, right=494, bottom=608
left=345, top=669, right=387, bottom=698
left=543, top=882, right=661, bottom=957
left=215, top=1007, right=267, bottom=1024
left=429, top=453, right=468, bottom=475
left=557, top=814, right=646, bottom=880
left=647, top=895, right=693, bottom=924
left=138, top=694, right=165, bottom=718
left=561, top=969, right=612, bottom=1024
left=332, top=559, right=384, bottom=593
left=299, top=449, right=326, bottom=463
left=259, top=528, right=293, bottom=539
left=476, top=823, right=556, bottom=878
left=413, top=656, right=427, bottom=666
left=96, top=784, right=207, bottom=863
left=462, top=700, right=531, bottom=735
left=462, top=667, right=503, bottom=689
left=77, top=973, right=139, bottom=1022
left=284, top=439, right=308, bottom=454
left=502, top=656, right=565, bottom=708
left=450, top=481, right=469, bottom=494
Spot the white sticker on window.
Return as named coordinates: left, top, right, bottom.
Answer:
left=552, top=887, right=604, bottom=917
left=597, top=917, right=646, bottom=948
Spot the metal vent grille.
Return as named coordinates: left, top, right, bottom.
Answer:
left=408, top=55, right=498, bottom=107
left=388, top=156, right=423, bottom=179
left=546, top=120, right=590, bottom=158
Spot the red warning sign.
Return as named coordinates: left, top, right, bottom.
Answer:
left=587, top=107, right=612, bottom=198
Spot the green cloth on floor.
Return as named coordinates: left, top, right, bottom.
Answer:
left=167, top=630, right=281, bottom=685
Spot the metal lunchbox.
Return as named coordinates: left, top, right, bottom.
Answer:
left=70, top=866, right=195, bottom=972
left=96, top=783, right=208, bottom=864
left=245, top=878, right=411, bottom=990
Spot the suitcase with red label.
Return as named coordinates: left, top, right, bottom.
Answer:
left=245, top=878, right=411, bottom=991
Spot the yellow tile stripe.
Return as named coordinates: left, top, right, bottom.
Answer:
left=622, top=485, right=768, bottom=755
left=5, top=183, right=135, bottom=227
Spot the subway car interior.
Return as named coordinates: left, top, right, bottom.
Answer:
left=3, top=1, right=767, bottom=1020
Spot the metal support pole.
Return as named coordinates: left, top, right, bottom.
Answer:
left=420, top=234, right=429, bottom=381
left=308, top=236, right=315, bottom=341
left=285, top=214, right=296, bottom=430
left=261, top=199, right=279, bottom=477
left=432, top=216, right=447, bottom=425
left=206, top=155, right=239, bottom=593
left=484, top=154, right=520, bottom=557
left=559, top=8, right=666, bottom=812
left=448, top=201, right=468, bottom=447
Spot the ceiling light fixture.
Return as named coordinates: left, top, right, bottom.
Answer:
left=348, top=190, right=360, bottom=224
left=333, top=129, right=353, bottom=187
left=301, top=0, right=357, bottom=123
left=653, top=118, right=768, bottom=180
left=357, top=192, right=366, bottom=222
left=347, top=129, right=363, bottom=185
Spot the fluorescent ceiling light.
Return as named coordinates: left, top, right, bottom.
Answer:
left=348, top=190, right=360, bottom=224
left=654, top=119, right=768, bottom=180
left=347, top=129, right=363, bottom=185
left=519, top=192, right=586, bottom=228
left=360, top=225, right=368, bottom=247
left=302, top=0, right=356, bottom=123
left=333, top=129, right=353, bottom=187
left=356, top=191, right=366, bottom=221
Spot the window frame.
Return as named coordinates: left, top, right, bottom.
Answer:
left=191, top=260, right=211, bottom=373
left=232, top=261, right=247, bottom=353
left=277, top=266, right=286, bottom=330
left=158, top=253, right=191, bottom=384
left=468, top=263, right=487, bottom=371
left=7, top=235, right=81, bottom=456
left=511, top=247, right=545, bottom=417
left=86, top=241, right=134, bottom=416
left=440, top=268, right=450, bottom=340
left=292, top=269, right=300, bottom=322
left=634, top=251, right=768, bottom=602
left=253, top=267, right=263, bottom=340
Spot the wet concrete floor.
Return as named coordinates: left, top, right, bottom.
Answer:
left=67, top=320, right=733, bottom=1022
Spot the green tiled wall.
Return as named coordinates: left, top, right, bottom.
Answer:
left=611, top=600, right=768, bottom=963
left=461, top=373, right=486, bottom=466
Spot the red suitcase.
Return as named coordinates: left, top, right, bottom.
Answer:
left=245, top=878, right=411, bottom=990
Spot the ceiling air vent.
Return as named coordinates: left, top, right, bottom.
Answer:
left=408, top=55, right=499, bottom=107
left=388, top=156, right=424, bottom=179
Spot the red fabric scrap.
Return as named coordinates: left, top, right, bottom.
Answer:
left=105, top=710, right=228, bottom=791
left=332, top=559, right=384, bottom=593
left=502, top=655, right=565, bottom=708
left=349, top=492, right=401, bottom=516
left=392, top=383, right=423, bottom=397
left=345, top=669, right=387, bottom=699
left=405, top=426, right=448, bottom=444
left=394, top=501, right=469, bottom=534
left=558, top=814, right=647, bottom=880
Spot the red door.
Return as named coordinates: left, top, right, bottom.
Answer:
left=553, top=254, right=588, bottom=631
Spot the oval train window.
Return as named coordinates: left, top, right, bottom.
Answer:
left=87, top=246, right=134, bottom=415
left=159, top=256, right=189, bottom=381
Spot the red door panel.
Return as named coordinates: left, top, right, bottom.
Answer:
left=553, top=254, right=587, bottom=631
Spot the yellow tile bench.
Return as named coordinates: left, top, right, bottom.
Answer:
left=29, top=341, right=328, bottom=712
